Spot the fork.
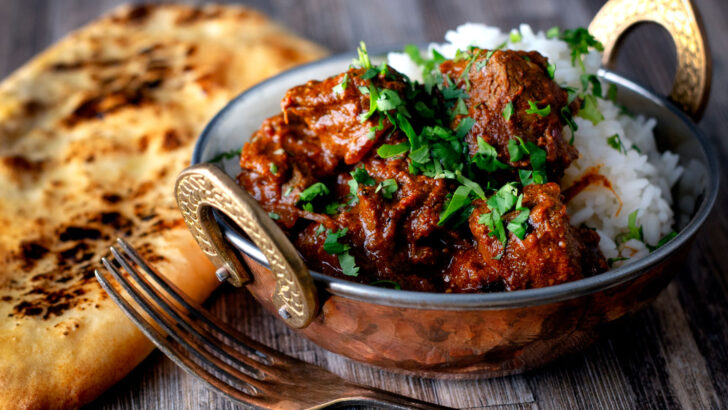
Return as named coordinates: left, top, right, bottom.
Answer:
left=95, top=238, right=449, bottom=409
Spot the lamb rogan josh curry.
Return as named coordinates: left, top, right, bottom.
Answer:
left=237, top=43, right=608, bottom=293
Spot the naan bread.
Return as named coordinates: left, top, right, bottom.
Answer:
left=0, top=4, right=326, bottom=408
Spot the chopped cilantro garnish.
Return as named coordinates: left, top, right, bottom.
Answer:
left=268, top=212, right=280, bottom=220
left=519, top=169, right=546, bottom=186
left=376, top=178, right=398, bottom=199
left=473, top=137, right=509, bottom=172
left=283, top=186, right=293, bottom=197
left=324, top=228, right=360, bottom=277
left=560, top=27, right=604, bottom=71
left=502, top=102, right=514, bottom=121
left=546, top=26, right=560, bottom=39
left=324, top=202, right=343, bottom=215
left=507, top=206, right=530, bottom=239
left=459, top=49, right=482, bottom=90
left=561, top=105, right=578, bottom=144
left=478, top=209, right=507, bottom=250
left=438, top=185, right=472, bottom=225
left=648, top=231, right=678, bottom=251
left=269, top=162, right=278, bottom=174
left=333, top=73, right=349, bottom=95
left=577, top=95, right=604, bottom=125
left=546, top=63, right=556, bottom=79
left=456, top=171, right=486, bottom=200
left=631, top=144, right=642, bottom=153
left=299, top=182, right=330, bottom=202
left=487, top=183, right=518, bottom=214
left=356, top=41, right=372, bottom=69
left=452, top=97, right=469, bottom=117
left=607, top=83, right=618, bottom=102
left=508, top=139, right=525, bottom=162
left=510, top=30, right=522, bottom=43
left=207, top=147, right=241, bottom=163
left=607, top=134, right=627, bottom=153
left=525, top=100, right=551, bottom=116
left=616, top=210, right=644, bottom=244
left=455, top=117, right=476, bottom=138
left=376, top=89, right=403, bottom=111
left=351, top=166, right=376, bottom=185
left=314, top=224, right=326, bottom=235
left=377, top=142, right=410, bottom=158
left=580, top=74, right=602, bottom=98
left=302, top=203, right=313, bottom=212
left=369, top=279, right=401, bottom=290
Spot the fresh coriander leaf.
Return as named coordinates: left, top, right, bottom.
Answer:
left=283, top=186, right=293, bottom=197
left=510, top=30, right=522, bottom=43
left=560, top=105, right=578, bottom=144
left=438, top=185, right=472, bottom=225
left=324, top=228, right=350, bottom=254
left=648, top=231, right=678, bottom=252
left=459, top=49, right=482, bottom=90
left=580, top=73, right=603, bottom=98
left=631, top=144, right=642, bottom=153
left=409, top=145, right=430, bottom=164
left=607, top=257, right=629, bottom=266
left=525, top=141, right=547, bottom=170
left=377, top=142, right=410, bottom=158
left=502, top=101, right=514, bottom=121
left=207, top=147, right=241, bottom=163
left=560, top=27, right=604, bottom=71
left=347, top=178, right=359, bottom=205
left=269, top=162, right=278, bottom=174
left=525, top=100, right=551, bottom=116
left=333, top=73, right=349, bottom=95
left=507, top=208, right=530, bottom=239
left=302, top=202, right=313, bottom=212
left=299, top=182, right=330, bottom=202
left=456, top=172, right=486, bottom=200
left=473, top=137, right=510, bottom=172
left=577, top=94, right=604, bottom=125
left=607, top=83, right=618, bottom=102
left=455, top=117, right=476, bottom=138
left=324, top=202, right=343, bottom=215
left=351, top=166, right=376, bottom=186
left=616, top=209, right=644, bottom=244
left=487, top=182, right=518, bottom=214
left=268, top=212, right=280, bottom=220
left=547, top=63, right=556, bottom=79
left=369, top=279, right=401, bottom=290
left=358, top=85, right=370, bottom=95
left=361, top=67, right=379, bottom=80
left=404, top=44, right=424, bottom=64
left=452, top=97, right=469, bottom=116
left=508, top=138, right=525, bottom=161
left=606, top=133, right=627, bottom=153
left=376, top=89, right=403, bottom=111
left=338, top=252, right=359, bottom=277
left=376, top=178, right=398, bottom=199
left=357, top=41, right=372, bottom=69
left=442, top=84, right=469, bottom=100
left=314, top=224, right=326, bottom=235
left=546, top=26, right=560, bottom=39
left=414, top=101, right=435, bottom=118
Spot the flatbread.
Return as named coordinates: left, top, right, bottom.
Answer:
left=0, top=4, right=326, bottom=408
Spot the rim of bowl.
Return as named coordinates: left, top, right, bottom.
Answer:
left=191, top=51, right=720, bottom=310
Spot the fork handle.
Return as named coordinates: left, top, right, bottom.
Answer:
left=175, top=163, right=318, bottom=329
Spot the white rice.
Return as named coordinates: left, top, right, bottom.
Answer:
left=387, top=23, right=686, bottom=265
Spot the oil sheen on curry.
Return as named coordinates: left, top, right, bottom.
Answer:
left=237, top=45, right=609, bottom=293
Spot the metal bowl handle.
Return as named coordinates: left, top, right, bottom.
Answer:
left=175, top=163, right=318, bottom=328
left=589, top=0, right=711, bottom=120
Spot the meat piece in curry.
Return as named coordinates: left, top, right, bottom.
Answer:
left=237, top=46, right=607, bottom=293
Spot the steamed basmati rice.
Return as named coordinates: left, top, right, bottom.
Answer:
left=387, top=23, right=683, bottom=265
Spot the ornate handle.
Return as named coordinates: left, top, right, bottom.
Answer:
left=589, top=0, right=711, bottom=120
left=175, top=164, right=318, bottom=328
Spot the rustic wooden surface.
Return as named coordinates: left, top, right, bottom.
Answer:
left=2, top=0, right=726, bottom=408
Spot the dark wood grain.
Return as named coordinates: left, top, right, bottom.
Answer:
left=1, top=0, right=726, bottom=408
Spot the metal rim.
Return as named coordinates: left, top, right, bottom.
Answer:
left=192, top=51, right=719, bottom=310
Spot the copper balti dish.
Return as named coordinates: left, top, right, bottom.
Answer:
left=175, top=0, right=717, bottom=378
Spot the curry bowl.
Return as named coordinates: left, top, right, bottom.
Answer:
left=176, top=0, right=718, bottom=378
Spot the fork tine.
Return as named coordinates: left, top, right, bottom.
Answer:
left=108, top=245, right=281, bottom=381
left=101, top=252, right=273, bottom=396
left=115, top=237, right=290, bottom=364
left=94, top=265, right=273, bottom=409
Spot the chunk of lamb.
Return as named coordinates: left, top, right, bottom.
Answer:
left=281, top=66, right=408, bottom=165
left=459, top=183, right=606, bottom=291
left=440, top=49, right=578, bottom=177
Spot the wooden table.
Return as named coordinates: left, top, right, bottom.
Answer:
left=2, top=0, right=726, bottom=408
